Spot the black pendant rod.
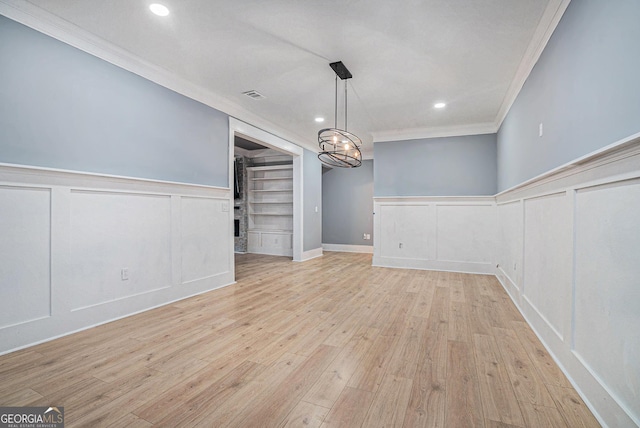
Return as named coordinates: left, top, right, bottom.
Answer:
left=329, top=61, right=353, bottom=133
left=344, top=80, right=348, bottom=132
left=334, top=75, right=338, bottom=130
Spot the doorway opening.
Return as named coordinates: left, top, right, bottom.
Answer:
left=233, top=134, right=293, bottom=256
left=228, top=118, right=303, bottom=281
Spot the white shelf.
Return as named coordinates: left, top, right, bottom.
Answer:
left=247, top=165, right=293, bottom=257
left=251, top=212, right=293, bottom=216
left=249, top=201, right=292, bottom=204
left=251, top=177, right=292, bottom=181
left=247, top=165, right=293, bottom=171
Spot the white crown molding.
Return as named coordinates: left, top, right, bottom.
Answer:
left=360, top=145, right=374, bottom=160
left=305, top=0, right=571, bottom=149
left=372, top=122, right=497, bottom=143
left=0, top=0, right=570, bottom=153
left=364, top=0, right=571, bottom=147
left=0, top=0, right=319, bottom=154
left=371, top=0, right=570, bottom=147
left=493, top=0, right=571, bottom=130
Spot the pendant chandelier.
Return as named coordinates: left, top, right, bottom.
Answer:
left=318, top=61, right=362, bottom=168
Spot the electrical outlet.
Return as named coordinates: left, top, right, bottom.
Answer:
left=365, top=234, right=371, bottom=240
left=121, top=268, right=129, bottom=281
left=399, top=243, right=403, bottom=249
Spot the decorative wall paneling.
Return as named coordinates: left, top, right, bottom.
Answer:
left=374, top=136, right=640, bottom=427
left=0, top=164, right=234, bottom=354
left=495, top=137, right=640, bottom=428
left=373, top=197, right=497, bottom=274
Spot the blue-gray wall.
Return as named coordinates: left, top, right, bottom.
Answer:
left=0, top=16, right=228, bottom=186
left=374, top=134, right=497, bottom=196
left=303, top=149, right=322, bottom=252
left=322, top=160, right=373, bottom=246
left=497, top=0, right=640, bottom=191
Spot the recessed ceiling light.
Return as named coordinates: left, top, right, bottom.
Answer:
left=315, top=117, right=325, bottom=123
left=434, top=102, right=446, bottom=109
left=149, top=3, right=170, bottom=16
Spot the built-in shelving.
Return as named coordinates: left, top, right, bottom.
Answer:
left=247, top=165, right=293, bottom=256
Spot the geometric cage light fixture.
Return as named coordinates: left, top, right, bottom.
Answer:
left=318, top=61, right=362, bottom=168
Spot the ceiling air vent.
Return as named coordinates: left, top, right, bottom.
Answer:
left=242, top=90, right=265, bottom=100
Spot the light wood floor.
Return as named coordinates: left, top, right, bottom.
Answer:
left=0, top=252, right=600, bottom=427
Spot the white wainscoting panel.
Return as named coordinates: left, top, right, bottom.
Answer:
left=374, top=197, right=496, bottom=274
left=496, top=200, right=523, bottom=300
left=378, top=204, right=433, bottom=260
left=0, top=186, right=51, bottom=328
left=181, top=197, right=230, bottom=284
left=0, top=164, right=233, bottom=354
left=574, top=179, right=640, bottom=422
left=495, top=135, right=640, bottom=428
left=436, top=204, right=496, bottom=264
left=69, top=191, right=172, bottom=310
left=522, top=192, right=572, bottom=341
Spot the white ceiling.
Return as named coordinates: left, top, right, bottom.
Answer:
left=0, top=0, right=569, bottom=154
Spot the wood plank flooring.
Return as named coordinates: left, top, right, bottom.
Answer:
left=0, top=252, right=600, bottom=427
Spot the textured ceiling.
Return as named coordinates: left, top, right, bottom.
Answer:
left=1, top=0, right=568, bottom=153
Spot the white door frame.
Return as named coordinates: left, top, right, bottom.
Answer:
left=228, top=117, right=304, bottom=276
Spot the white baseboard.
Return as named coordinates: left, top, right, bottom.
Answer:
left=248, top=249, right=294, bottom=257
left=297, top=247, right=323, bottom=262
left=322, top=243, right=374, bottom=254
left=492, top=137, right=640, bottom=428
left=495, top=266, right=520, bottom=303
left=494, top=273, right=614, bottom=428
left=372, top=256, right=496, bottom=275
left=0, top=280, right=234, bottom=357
